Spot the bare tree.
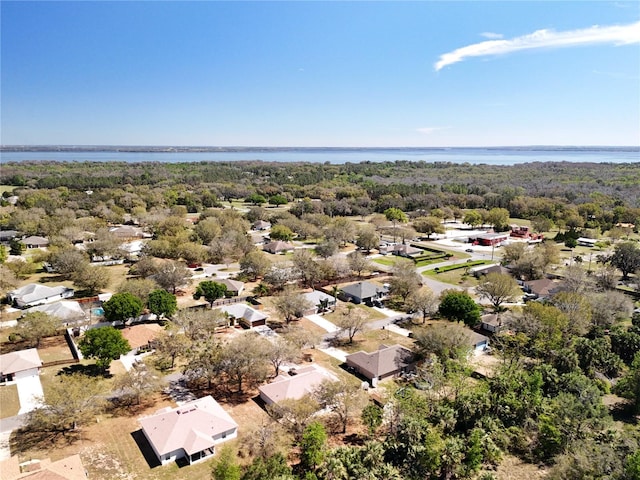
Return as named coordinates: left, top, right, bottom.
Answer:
left=266, top=337, right=299, bottom=377
left=313, top=379, right=368, bottom=433
left=348, top=251, right=372, bottom=277
left=407, top=287, right=438, bottom=323
left=273, top=288, right=312, bottom=325
left=113, top=361, right=163, bottom=406
left=389, top=258, right=422, bottom=302
left=336, top=305, right=367, bottom=344
left=154, top=261, right=191, bottom=294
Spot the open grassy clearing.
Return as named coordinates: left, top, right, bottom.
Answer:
left=423, top=268, right=480, bottom=287
left=0, top=185, right=19, bottom=194
left=0, top=384, right=20, bottom=418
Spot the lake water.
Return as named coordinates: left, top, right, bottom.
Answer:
left=1, top=147, right=638, bottom=165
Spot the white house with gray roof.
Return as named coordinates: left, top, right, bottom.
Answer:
left=8, top=283, right=75, bottom=308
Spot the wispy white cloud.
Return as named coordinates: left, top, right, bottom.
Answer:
left=435, top=21, right=640, bottom=71
left=480, top=32, right=503, bottom=39
left=416, top=126, right=449, bottom=135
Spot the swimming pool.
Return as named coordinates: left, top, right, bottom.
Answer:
left=92, top=308, right=104, bottom=316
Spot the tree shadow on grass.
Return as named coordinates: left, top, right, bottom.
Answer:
left=58, top=363, right=112, bottom=378
left=10, top=426, right=85, bottom=455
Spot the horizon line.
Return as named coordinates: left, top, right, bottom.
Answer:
left=2, top=144, right=639, bottom=150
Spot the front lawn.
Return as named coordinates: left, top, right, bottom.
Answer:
left=0, top=384, right=20, bottom=418
left=323, top=304, right=387, bottom=324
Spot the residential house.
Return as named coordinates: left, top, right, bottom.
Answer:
left=20, top=236, right=49, bottom=249
left=0, top=454, right=87, bottom=480
left=218, top=279, right=245, bottom=296
left=0, top=348, right=42, bottom=383
left=341, top=281, right=388, bottom=306
left=0, top=230, right=19, bottom=245
left=138, top=395, right=238, bottom=466
left=8, top=284, right=75, bottom=308
left=468, top=331, right=490, bottom=353
left=215, top=304, right=267, bottom=329
left=259, top=364, right=338, bottom=405
left=480, top=313, right=504, bottom=334
left=120, top=323, right=164, bottom=353
left=379, top=243, right=422, bottom=257
left=109, top=225, right=147, bottom=240
left=345, top=344, right=415, bottom=387
left=262, top=241, right=294, bottom=254
left=303, top=290, right=337, bottom=315
left=471, top=264, right=511, bottom=278
left=253, top=220, right=272, bottom=231
left=25, top=301, right=87, bottom=325
left=523, top=278, right=562, bottom=301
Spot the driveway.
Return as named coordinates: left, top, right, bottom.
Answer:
left=16, top=375, right=44, bottom=415
left=305, top=314, right=339, bottom=333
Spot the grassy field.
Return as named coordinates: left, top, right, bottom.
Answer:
left=0, top=185, right=18, bottom=195
left=423, top=268, right=480, bottom=287
left=0, top=384, right=20, bottom=418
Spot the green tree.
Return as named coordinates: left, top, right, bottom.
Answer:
left=212, top=446, right=241, bottom=480
left=610, top=241, right=640, bottom=280
left=438, top=290, right=481, bottom=327
left=475, top=272, right=521, bottom=311
left=300, top=421, right=327, bottom=471
left=103, top=292, right=144, bottom=323
left=0, top=245, right=7, bottom=264
left=413, top=216, right=445, bottom=239
left=361, top=403, right=383, bottom=436
left=269, top=224, right=294, bottom=241
left=193, top=280, right=228, bottom=307
left=246, top=193, right=267, bottom=206
left=268, top=194, right=288, bottom=206
left=241, top=453, right=295, bottom=480
left=147, top=289, right=177, bottom=318
left=463, top=210, right=483, bottom=228
left=614, top=352, right=640, bottom=413
left=9, top=239, right=25, bottom=256
left=78, top=326, right=131, bottom=371
left=384, top=208, right=408, bottom=242
left=17, top=311, right=61, bottom=347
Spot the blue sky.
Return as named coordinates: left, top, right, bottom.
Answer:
left=1, top=1, right=639, bottom=147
